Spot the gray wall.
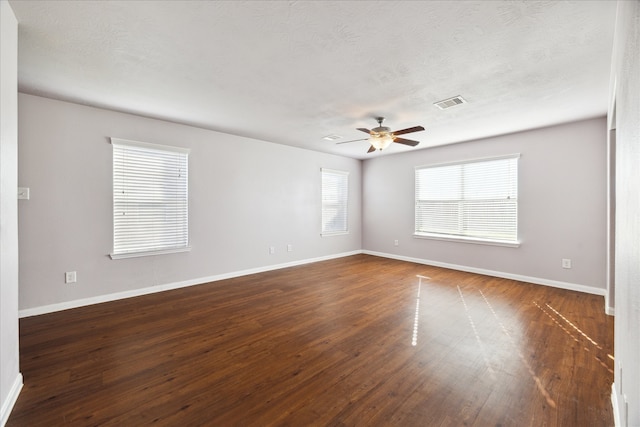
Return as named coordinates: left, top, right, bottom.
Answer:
left=362, top=118, right=607, bottom=294
left=611, top=1, right=640, bottom=425
left=17, top=94, right=362, bottom=313
left=0, top=0, right=22, bottom=424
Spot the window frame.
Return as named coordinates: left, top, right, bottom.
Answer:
left=110, top=137, right=191, bottom=259
left=414, top=154, right=520, bottom=247
left=321, top=168, right=349, bottom=237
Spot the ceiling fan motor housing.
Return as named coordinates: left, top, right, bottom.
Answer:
left=371, top=126, right=391, bottom=136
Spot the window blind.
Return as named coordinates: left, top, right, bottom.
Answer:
left=415, top=155, right=518, bottom=244
left=321, top=168, right=349, bottom=235
left=111, top=138, right=190, bottom=258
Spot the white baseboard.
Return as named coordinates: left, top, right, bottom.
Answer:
left=611, top=383, right=620, bottom=427
left=363, top=250, right=607, bottom=296
left=0, top=373, right=23, bottom=427
left=20, top=249, right=607, bottom=318
left=604, top=293, right=616, bottom=316
left=19, top=250, right=363, bottom=318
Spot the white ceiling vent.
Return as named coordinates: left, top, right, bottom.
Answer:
left=434, top=96, right=466, bottom=110
left=323, top=134, right=343, bottom=141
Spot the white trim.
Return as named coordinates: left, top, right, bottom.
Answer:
left=605, top=289, right=615, bottom=315
left=19, top=249, right=608, bottom=318
left=110, top=137, right=190, bottom=154
left=110, top=246, right=192, bottom=260
left=362, top=250, right=607, bottom=296
left=321, top=231, right=349, bottom=237
left=320, top=167, right=349, bottom=176
left=0, top=373, right=23, bottom=427
left=611, top=383, right=620, bottom=427
left=19, top=251, right=362, bottom=318
left=413, top=233, right=520, bottom=248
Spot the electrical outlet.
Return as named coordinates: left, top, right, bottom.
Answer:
left=65, top=271, right=77, bottom=284
left=394, top=240, right=399, bottom=246
left=18, top=187, right=30, bottom=200
left=562, top=259, right=572, bottom=269
left=269, top=246, right=275, bottom=255
left=287, top=244, right=293, bottom=252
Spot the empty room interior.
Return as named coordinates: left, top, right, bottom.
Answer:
left=1, top=1, right=639, bottom=426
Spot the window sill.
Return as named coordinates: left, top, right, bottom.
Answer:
left=321, top=231, right=349, bottom=237
left=413, top=233, right=520, bottom=248
left=110, top=246, right=192, bottom=260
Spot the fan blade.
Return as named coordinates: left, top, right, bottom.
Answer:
left=336, top=138, right=369, bottom=145
left=357, top=128, right=372, bottom=134
left=392, top=125, right=425, bottom=136
left=367, top=145, right=376, bottom=153
left=393, top=137, right=420, bottom=147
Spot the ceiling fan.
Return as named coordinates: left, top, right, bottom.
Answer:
left=337, top=117, right=425, bottom=153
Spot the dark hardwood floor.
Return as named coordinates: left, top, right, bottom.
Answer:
left=8, top=254, right=614, bottom=426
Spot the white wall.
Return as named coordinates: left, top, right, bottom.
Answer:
left=362, top=118, right=607, bottom=294
left=611, top=1, right=640, bottom=425
left=17, top=94, right=362, bottom=313
left=0, top=1, right=22, bottom=425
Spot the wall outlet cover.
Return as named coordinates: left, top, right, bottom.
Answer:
left=65, top=271, right=77, bottom=283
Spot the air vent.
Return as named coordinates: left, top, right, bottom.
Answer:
left=323, top=134, right=343, bottom=141
left=434, top=95, right=466, bottom=110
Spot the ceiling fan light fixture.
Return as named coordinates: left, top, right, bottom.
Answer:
left=369, top=133, right=394, bottom=150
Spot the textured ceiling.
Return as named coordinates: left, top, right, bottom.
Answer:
left=9, top=0, right=617, bottom=159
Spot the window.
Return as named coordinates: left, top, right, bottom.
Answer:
left=111, top=138, right=190, bottom=259
left=321, top=168, right=349, bottom=236
left=415, top=155, right=519, bottom=246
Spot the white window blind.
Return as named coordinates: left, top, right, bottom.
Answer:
left=415, top=155, right=519, bottom=245
left=321, top=168, right=349, bottom=236
left=111, top=138, right=190, bottom=259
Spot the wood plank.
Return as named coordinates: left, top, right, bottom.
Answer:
left=8, top=254, right=614, bottom=426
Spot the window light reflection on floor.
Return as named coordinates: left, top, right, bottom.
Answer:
left=534, top=301, right=614, bottom=374
left=412, top=275, right=430, bottom=347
